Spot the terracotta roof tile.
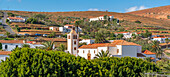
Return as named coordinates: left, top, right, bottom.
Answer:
left=0, top=51, right=11, bottom=55
left=142, top=50, right=156, bottom=55
left=79, top=40, right=141, bottom=49
left=0, top=40, right=24, bottom=44
left=8, top=17, right=24, bottom=20
left=64, top=25, right=74, bottom=27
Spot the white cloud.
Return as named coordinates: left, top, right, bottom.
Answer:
left=126, top=5, right=147, bottom=12
left=138, top=5, right=147, bottom=10
left=125, top=6, right=138, bottom=12
left=88, top=8, right=99, bottom=11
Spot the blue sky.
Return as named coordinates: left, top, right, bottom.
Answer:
left=0, top=0, right=169, bottom=13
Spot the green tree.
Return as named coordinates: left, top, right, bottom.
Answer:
left=42, top=41, right=54, bottom=50
left=4, top=32, right=10, bottom=38
left=22, top=44, right=30, bottom=48
left=165, top=38, right=169, bottom=49
left=0, top=48, right=159, bottom=77
left=103, top=15, right=108, bottom=20
left=95, top=32, right=107, bottom=43
left=57, top=44, right=66, bottom=52
left=151, top=41, right=163, bottom=58
left=16, top=27, right=21, bottom=32
left=94, top=50, right=110, bottom=58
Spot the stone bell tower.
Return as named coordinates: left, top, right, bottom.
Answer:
left=67, top=27, right=79, bottom=56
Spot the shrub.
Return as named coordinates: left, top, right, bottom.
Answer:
left=0, top=48, right=160, bottom=76
left=135, top=20, right=142, bottom=24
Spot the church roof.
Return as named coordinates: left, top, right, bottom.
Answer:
left=79, top=40, right=141, bottom=49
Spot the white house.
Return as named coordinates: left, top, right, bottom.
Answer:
left=0, top=51, right=11, bottom=63
left=7, top=17, right=26, bottom=22
left=79, top=39, right=95, bottom=45
left=0, top=40, right=44, bottom=51
left=115, top=32, right=132, bottom=39
left=152, top=37, right=169, bottom=43
left=89, top=15, right=114, bottom=22
left=66, top=29, right=145, bottom=60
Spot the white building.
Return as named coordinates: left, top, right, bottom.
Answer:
left=66, top=29, right=145, bottom=60
left=0, top=40, right=44, bottom=51
left=115, top=32, right=132, bottom=39
left=7, top=17, right=26, bottom=22
left=152, top=37, right=170, bottom=43
left=64, top=25, right=82, bottom=33
left=89, top=15, right=114, bottom=22
left=0, top=51, right=11, bottom=63
left=79, top=39, right=95, bottom=45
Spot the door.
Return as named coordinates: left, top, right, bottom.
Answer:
left=87, top=53, right=91, bottom=60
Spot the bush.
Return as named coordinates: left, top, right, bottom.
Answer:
left=0, top=48, right=160, bottom=76
left=135, top=20, right=142, bottom=24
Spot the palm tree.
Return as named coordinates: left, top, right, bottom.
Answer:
left=57, top=44, right=66, bottom=52
left=151, top=41, right=163, bottom=58
left=22, top=44, right=30, bottom=48
left=42, top=41, right=54, bottom=50
left=165, top=38, right=169, bottom=49
left=74, top=21, right=80, bottom=33
left=94, top=50, right=110, bottom=58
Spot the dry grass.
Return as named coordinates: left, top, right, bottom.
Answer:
left=5, top=9, right=170, bottom=29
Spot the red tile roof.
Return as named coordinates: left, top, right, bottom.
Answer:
left=79, top=40, right=141, bottom=49
left=0, top=40, right=24, bottom=44
left=143, top=50, right=156, bottom=55
left=0, top=51, right=11, bottom=55
left=150, top=57, right=155, bottom=59
left=8, top=17, right=24, bottom=20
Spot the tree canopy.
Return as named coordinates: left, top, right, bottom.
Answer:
left=0, top=48, right=159, bottom=76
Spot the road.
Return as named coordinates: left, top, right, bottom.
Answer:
left=2, top=12, right=15, bottom=35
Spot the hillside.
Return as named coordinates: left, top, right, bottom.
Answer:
left=5, top=9, right=170, bottom=29
left=127, top=5, right=170, bottom=20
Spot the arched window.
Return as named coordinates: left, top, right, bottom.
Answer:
left=73, top=35, right=77, bottom=39
left=83, top=50, right=85, bottom=53
left=74, top=41, right=76, bottom=45
left=77, top=50, right=79, bottom=53
left=74, top=47, right=76, bottom=50
left=94, top=50, right=95, bottom=53
left=68, top=35, right=70, bottom=39
left=117, top=49, right=119, bottom=53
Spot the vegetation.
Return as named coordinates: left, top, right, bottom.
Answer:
left=151, top=41, right=163, bottom=58
left=94, top=50, right=110, bottom=58
left=165, top=38, right=169, bottom=49
left=42, top=41, right=54, bottom=50
left=0, top=48, right=160, bottom=76
left=135, top=20, right=142, bottom=24
left=57, top=44, right=66, bottom=52
left=4, top=32, right=10, bottom=38
left=22, top=44, right=30, bottom=48
left=156, top=58, right=170, bottom=73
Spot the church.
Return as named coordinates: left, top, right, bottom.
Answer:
left=66, top=28, right=145, bottom=60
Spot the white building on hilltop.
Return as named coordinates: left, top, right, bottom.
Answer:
left=67, top=29, right=145, bottom=60
left=79, top=39, right=95, bottom=45
left=152, top=37, right=170, bottom=43
left=89, top=15, right=114, bottom=22
left=7, top=17, right=26, bottom=22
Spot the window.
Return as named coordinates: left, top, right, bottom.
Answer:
left=77, top=50, right=79, bottom=53
left=117, top=49, right=119, bottom=53
left=74, top=41, right=76, bottom=45
left=73, top=35, right=77, bottom=39
left=5, top=45, right=8, bottom=49
left=16, top=45, right=18, bottom=48
left=74, top=47, right=76, bottom=50
left=68, top=35, right=70, bottom=39
left=88, top=50, right=90, bottom=53
left=83, top=50, right=85, bottom=53
left=94, top=50, right=95, bottom=53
